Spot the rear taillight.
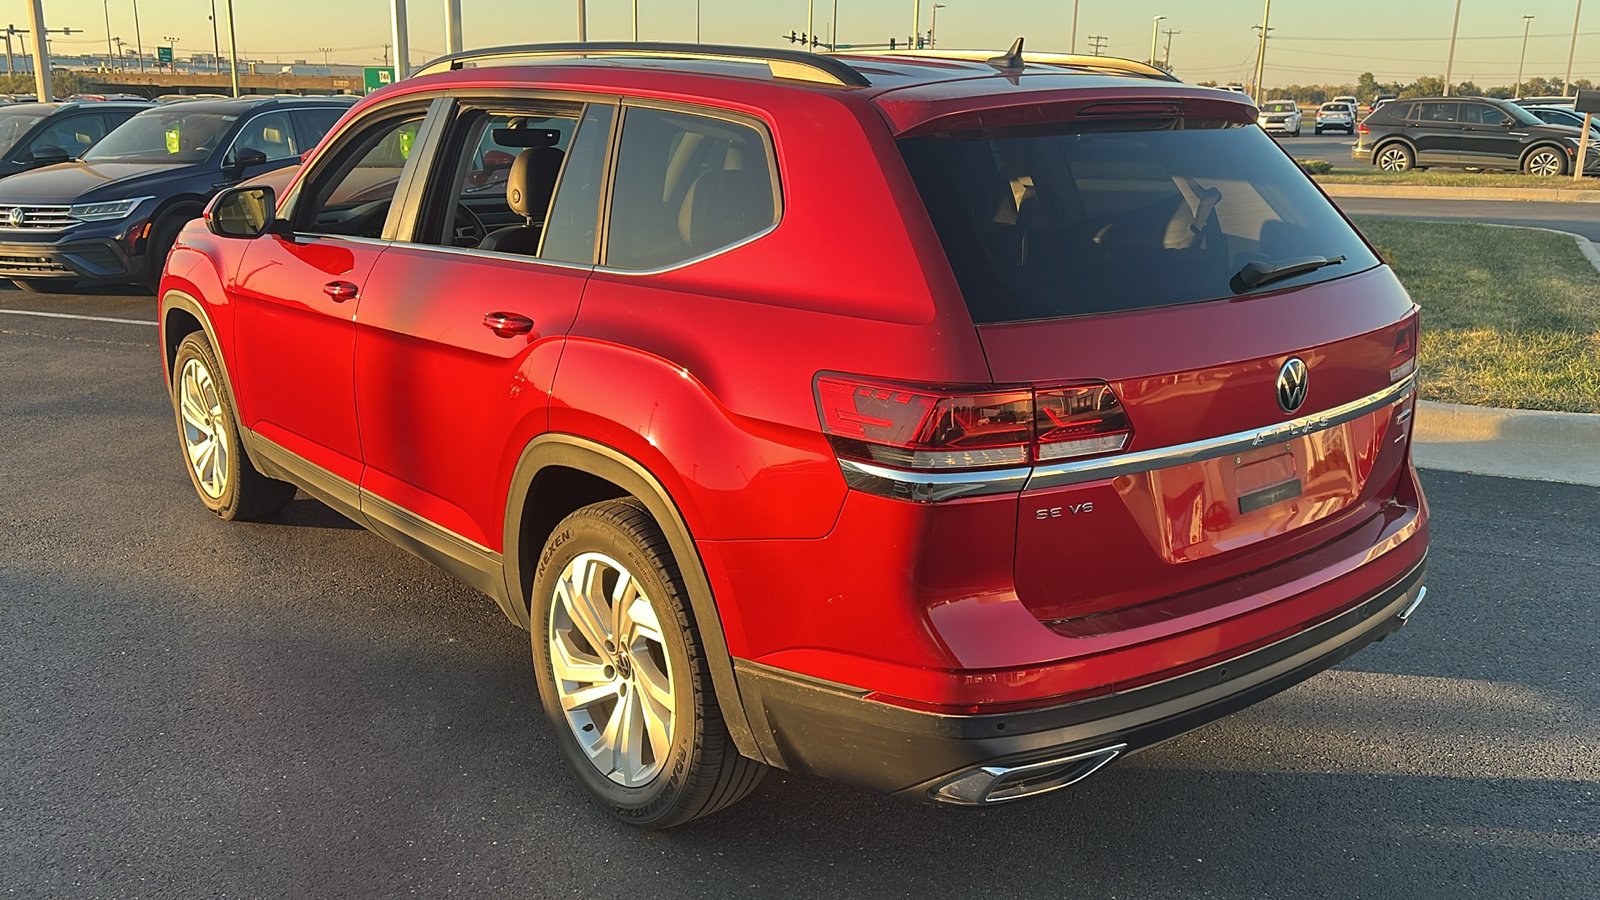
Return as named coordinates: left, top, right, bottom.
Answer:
left=1358, top=123, right=1370, bottom=135
left=815, top=375, right=1131, bottom=470
left=1391, top=317, right=1418, bottom=382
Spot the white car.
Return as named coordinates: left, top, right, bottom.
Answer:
left=1332, top=95, right=1360, bottom=112
left=1257, top=99, right=1302, bottom=137
left=1315, top=102, right=1356, bottom=134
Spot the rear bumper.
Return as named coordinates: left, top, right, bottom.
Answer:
left=0, top=236, right=139, bottom=283
left=734, top=556, right=1426, bottom=802
left=1352, top=146, right=1374, bottom=164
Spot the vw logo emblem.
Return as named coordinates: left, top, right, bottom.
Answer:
left=1277, top=358, right=1309, bottom=413
left=5, top=208, right=23, bottom=227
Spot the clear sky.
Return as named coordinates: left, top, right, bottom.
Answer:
left=32, top=1, right=1598, bottom=87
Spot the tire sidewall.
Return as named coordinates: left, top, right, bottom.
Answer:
left=530, top=509, right=702, bottom=825
left=172, top=334, right=244, bottom=517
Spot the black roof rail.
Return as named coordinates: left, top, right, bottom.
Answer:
left=413, top=41, right=872, bottom=88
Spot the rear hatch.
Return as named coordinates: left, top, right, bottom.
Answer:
left=898, top=101, right=1419, bottom=623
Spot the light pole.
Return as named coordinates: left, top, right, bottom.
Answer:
left=389, top=0, right=409, bottom=79
left=102, top=0, right=113, bottom=70
left=1517, top=15, right=1535, bottom=98
left=1443, top=0, right=1462, bottom=95
left=913, top=1, right=921, bottom=49
left=224, top=0, right=238, bottom=95
left=26, top=0, right=50, bottom=101
left=319, top=46, right=332, bottom=68
left=1565, top=0, right=1585, bottom=97
left=808, top=0, right=814, bottom=51
left=632, top=0, right=638, bottom=42
left=164, top=35, right=178, bottom=73
left=930, top=4, right=946, bottom=48
left=696, top=0, right=701, bottom=43
left=209, top=0, right=220, bottom=73
left=445, top=0, right=463, bottom=55
left=131, top=0, right=143, bottom=72
left=1252, top=0, right=1272, bottom=105
left=1071, top=0, right=1079, bottom=54
left=576, top=0, right=586, bottom=41
left=1150, top=15, right=1164, bottom=68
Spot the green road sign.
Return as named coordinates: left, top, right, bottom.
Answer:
left=363, top=66, right=396, bottom=93
left=157, top=45, right=173, bottom=64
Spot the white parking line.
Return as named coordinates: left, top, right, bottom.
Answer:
left=0, top=308, right=158, bottom=327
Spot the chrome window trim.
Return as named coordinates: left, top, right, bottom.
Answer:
left=593, top=220, right=780, bottom=277
left=835, top=375, right=1415, bottom=503
left=375, top=238, right=595, bottom=272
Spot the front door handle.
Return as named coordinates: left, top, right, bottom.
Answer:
left=483, top=311, right=535, bottom=338
left=323, top=281, right=359, bottom=302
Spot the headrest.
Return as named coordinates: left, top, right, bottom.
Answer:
left=507, top=146, right=565, bottom=220
left=677, top=168, right=773, bottom=251
left=262, top=126, right=282, bottom=143
left=494, top=127, right=561, bottom=148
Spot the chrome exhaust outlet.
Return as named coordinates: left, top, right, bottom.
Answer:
left=1397, top=585, right=1427, bottom=623
left=929, top=743, right=1127, bottom=806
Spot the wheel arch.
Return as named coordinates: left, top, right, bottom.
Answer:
left=503, top=433, right=764, bottom=763
left=1371, top=137, right=1416, bottom=163
left=1520, top=141, right=1570, bottom=170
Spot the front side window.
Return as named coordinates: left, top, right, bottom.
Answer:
left=294, top=113, right=425, bottom=238
left=292, top=108, right=346, bottom=150
left=1415, top=102, right=1459, bottom=123
left=225, top=111, right=297, bottom=165
left=899, top=119, right=1381, bottom=324
left=605, top=107, right=778, bottom=270
left=82, top=110, right=237, bottom=163
left=28, top=115, right=107, bottom=157
left=0, top=107, right=51, bottom=157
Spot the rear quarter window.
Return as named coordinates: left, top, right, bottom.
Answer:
left=899, top=119, right=1380, bottom=324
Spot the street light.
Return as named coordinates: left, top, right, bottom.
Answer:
left=1444, top=0, right=1462, bottom=96
left=163, top=34, right=178, bottom=73
left=319, top=46, right=332, bottom=68
left=102, top=0, right=113, bottom=70
left=1517, top=15, right=1536, bottom=99
left=930, top=4, right=946, bottom=48
left=1150, top=15, right=1165, bottom=68
left=1565, top=0, right=1585, bottom=97
left=131, top=0, right=143, bottom=73
left=209, top=0, right=220, bottom=73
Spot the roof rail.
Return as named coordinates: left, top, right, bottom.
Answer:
left=413, top=42, right=872, bottom=88
left=851, top=49, right=1177, bottom=82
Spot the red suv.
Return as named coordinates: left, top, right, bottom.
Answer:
left=159, top=42, right=1429, bottom=827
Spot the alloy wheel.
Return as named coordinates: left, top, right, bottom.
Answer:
left=1377, top=147, right=1411, bottom=171
left=178, top=357, right=229, bottom=500
left=548, top=551, right=676, bottom=787
left=1526, top=150, right=1564, bottom=176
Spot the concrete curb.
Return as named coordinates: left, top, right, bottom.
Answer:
left=1413, top=401, right=1600, bottom=487
left=1319, top=182, right=1600, bottom=203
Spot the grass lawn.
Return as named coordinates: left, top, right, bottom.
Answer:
left=1314, top=166, right=1600, bottom=189
left=1351, top=217, right=1600, bottom=413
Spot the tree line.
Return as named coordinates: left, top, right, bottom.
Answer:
left=1196, top=72, right=1594, bottom=103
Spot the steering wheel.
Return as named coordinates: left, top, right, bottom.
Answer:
left=451, top=203, right=487, bottom=247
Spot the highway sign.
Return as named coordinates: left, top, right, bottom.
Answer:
left=363, top=66, right=396, bottom=93
left=157, top=46, right=173, bottom=64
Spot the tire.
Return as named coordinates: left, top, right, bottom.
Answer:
left=171, top=332, right=297, bottom=521
left=11, top=278, right=80, bottom=293
left=1523, top=146, right=1568, bottom=177
left=145, top=211, right=194, bottom=291
left=1314, top=126, right=1323, bottom=135
left=1375, top=143, right=1416, bottom=172
left=531, top=499, right=766, bottom=828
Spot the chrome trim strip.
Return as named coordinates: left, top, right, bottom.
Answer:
left=1026, top=375, right=1415, bottom=491
left=838, top=376, right=1415, bottom=502
left=593, top=220, right=778, bottom=276
left=837, top=458, right=1032, bottom=503
left=379, top=239, right=597, bottom=272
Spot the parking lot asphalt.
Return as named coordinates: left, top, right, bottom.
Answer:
left=3, top=289, right=1598, bottom=899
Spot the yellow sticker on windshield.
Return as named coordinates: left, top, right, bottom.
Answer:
left=165, top=124, right=180, bottom=154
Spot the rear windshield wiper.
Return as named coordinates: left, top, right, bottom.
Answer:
left=1231, top=255, right=1346, bottom=293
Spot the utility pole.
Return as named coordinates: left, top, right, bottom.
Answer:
left=1517, top=15, right=1535, bottom=98
left=697, top=0, right=702, bottom=43
left=209, top=0, right=220, bottom=72
left=913, top=0, right=921, bottom=49
left=25, top=0, right=49, bottom=102
left=1565, top=0, right=1585, bottom=96
left=1162, top=28, right=1180, bottom=71
left=577, top=0, right=586, bottom=41
left=114, top=36, right=125, bottom=72
left=808, top=1, right=814, bottom=52
left=1150, top=16, right=1164, bottom=68
left=225, top=0, right=239, bottom=95
left=390, top=0, right=409, bottom=79
left=132, top=0, right=143, bottom=73
left=5, top=26, right=14, bottom=75
left=1088, top=34, right=1107, bottom=56
left=1443, top=0, right=1462, bottom=95
left=1252, top=0, right=1273, bottom=105
left=445, top=0, right=463, bottom=54
left=319, top=46, right=331, bottom=67
left=632, top=0, right=638, bottom=41
left=930, top=4, right=945, bottom=47
left=1071, top=0, right=1079, bottom=54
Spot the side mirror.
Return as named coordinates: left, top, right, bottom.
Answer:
left=230, top=146, right=269, bottom=174
left=204, top=184, right=278, bottom=239
left=30, top=144, right=69, bottom=163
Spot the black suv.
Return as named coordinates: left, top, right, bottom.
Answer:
left=0, top=100, right=151, bottom=180
left=1354, top=96, right=1596, bottom=176
left=0, top=95, right=354, bottom=292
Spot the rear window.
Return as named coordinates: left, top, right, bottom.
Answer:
left=899, top=119, right=1380, bottom=324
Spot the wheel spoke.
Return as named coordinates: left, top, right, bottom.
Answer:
left=638, top=683, right=672, bottom=764
left=560, top=679, right=620, bottom=713
left=609, top=568, right=640, bottom=638
left=558, top=559, right=612, bottom=654
left=635, top=655, right=674, bottom=710
left=551, top=634, right=609, bottom=687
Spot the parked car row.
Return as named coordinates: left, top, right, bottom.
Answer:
left=0, top=95, right=354, bottom=292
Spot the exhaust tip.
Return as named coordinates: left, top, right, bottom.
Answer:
left=930, top=743, right=1127, bottom=806
left=1397, top=585, right=1427, bottom=623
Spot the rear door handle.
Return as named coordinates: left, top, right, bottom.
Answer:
left=483, top=311, right=535, bottom=338
left=323, top=281, right=359, bottom=302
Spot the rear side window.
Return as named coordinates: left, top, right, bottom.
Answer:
left=604, top=107, right=778, bottom=270
left=899, top=119, right=1380, bottom=324
left=1416, top=102, right=1459, bottom=123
